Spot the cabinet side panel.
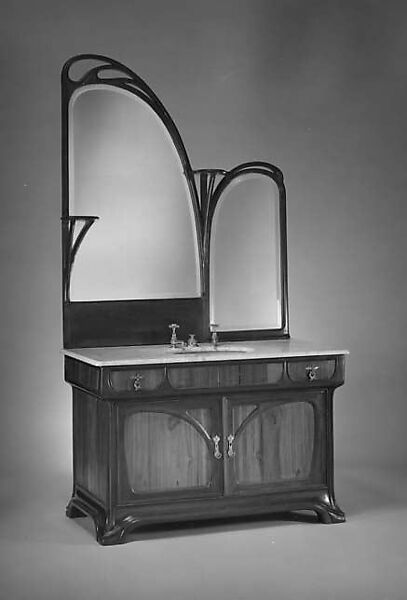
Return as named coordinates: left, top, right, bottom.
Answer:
left=65, top=357, right=100, bottom=393
left=73, top=389, right=109, bottom=503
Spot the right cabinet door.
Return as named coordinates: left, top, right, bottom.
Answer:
left=224, top=391, right=326, bottom=495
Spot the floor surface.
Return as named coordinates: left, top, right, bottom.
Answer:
left=1, top=464, right=406, bottom=600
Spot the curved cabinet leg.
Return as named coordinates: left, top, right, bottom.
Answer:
left=315, top=494, right=346, bottom=524
left=66, top=494, right=141, bottom=545
left=97, top=518, right=140, bottom=546
left=66, top=494, right=112, bottom=542
left=97, top=525, right=126, bottom=546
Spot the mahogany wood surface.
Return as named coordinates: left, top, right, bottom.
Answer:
left=230, top=399, right=315, bottom=487
left=240, top=362, right=284, bottom=385
left=63, top=298, right=204, bottom=348
left=123, top=410, right=213, bottom=493
left=65, top=355, right=345, bottom=399
left=65, top=354, right=345, bottom=544
left=167, top=365, right=219, bottom=389
left=287, top=359, right=336, bottom=382
left=73, top=390, right=109, bottom=504
left=117, top=397, right=223, bottom=504
left=108, top=367, right=165, bottom=393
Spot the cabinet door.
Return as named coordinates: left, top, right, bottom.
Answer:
left=117, top=397, right=223, bottom=503
left=224, top=392, right=325, bottom=495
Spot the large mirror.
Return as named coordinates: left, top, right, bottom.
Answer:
left=62, top=55, right=289, bottom=347
left=67, top=81, right=201, bottom=301
left=208, top=169, right=286, bottom=333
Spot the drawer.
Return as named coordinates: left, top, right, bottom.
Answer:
left=168, top=364, right=240, bottom=389
left=287, top=359, right=336, bottom=383
left=106, top=367, right=165, bottom=393
left=240, top=362, right=283, bottom=385
left=167, top=362, right=283, bottom=389
left=168, top=365, right=220, bottom=389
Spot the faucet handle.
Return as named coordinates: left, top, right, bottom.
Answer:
left=169, top=323, right=180, bottom=348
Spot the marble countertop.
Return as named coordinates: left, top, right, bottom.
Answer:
left=63, top=339, right=349, bottom=367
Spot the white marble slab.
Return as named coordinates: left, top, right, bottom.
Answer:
left=62, top=339, right=349, bottom=367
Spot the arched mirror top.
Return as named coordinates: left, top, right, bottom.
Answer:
left=61, top=54, right=199, bottom=209
left=62, top=54, right=200, bottom=223
left=62, top=54, right=202, bottom=306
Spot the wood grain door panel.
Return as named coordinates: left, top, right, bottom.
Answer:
left=224, top=391, right=325, bottom=495
left=117, top=397, right=223, bottom=503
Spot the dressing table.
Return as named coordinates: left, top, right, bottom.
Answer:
left=62, top=54, right=347, bottom=545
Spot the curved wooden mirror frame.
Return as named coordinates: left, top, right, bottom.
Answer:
left=61, top=55, right=289, bottom=348
left=203, top=162, right=289, bottom=341
left=61, top=54, right=204, bottom=348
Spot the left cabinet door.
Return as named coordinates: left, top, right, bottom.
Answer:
left=117, top=397, right=223, bottom=503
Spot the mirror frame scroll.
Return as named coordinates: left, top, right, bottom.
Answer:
left=203, top=162, right=289, bottom=341
left=61, top=54, right=204, bottom=348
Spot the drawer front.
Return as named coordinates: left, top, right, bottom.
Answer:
left=240, top=362, right=283, bottom=385
left=167, top=362, right=283, bottom=389
left=287, top=359, right=336, bottom=383
left=168, top=365, right=219, bottom=389
left=103, top=357, right=341, bottom=395
left=107, top=367, right=165, bottom=394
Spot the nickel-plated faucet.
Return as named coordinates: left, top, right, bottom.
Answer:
left=168, top=323, right=180, bottom=348
left=210, top=323, right=219, bottom=349
left=187, top=334, right=198, bottom=348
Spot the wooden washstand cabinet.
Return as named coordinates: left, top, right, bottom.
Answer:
left=62, top=55, right=348, bottom=545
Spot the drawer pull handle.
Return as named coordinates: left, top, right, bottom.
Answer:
left=227, top=434, right=235, bottom=457
left=305, top=365, right=319, bottom=381
left=212, top=435, right=222, bottom=459
left=132, top=373, right=144, bottom=391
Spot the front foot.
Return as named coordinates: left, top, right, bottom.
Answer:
left=97, top=525, right=126, bottom=545
left=97, top=517, right=140, bottom=546
left=66, top=493, right=142, bottom=545
left=315, top=500, right=346, bottom=524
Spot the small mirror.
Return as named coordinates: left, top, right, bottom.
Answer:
left=210, top=172, right=283, bottom=331
left=68, top=84, right=201, bottom=301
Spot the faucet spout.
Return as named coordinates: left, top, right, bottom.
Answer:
left=210, top=323, right=219, bottom=349
left=168, top=323, right=180, bottom=348
left=187, top=334, right=198, bottom=348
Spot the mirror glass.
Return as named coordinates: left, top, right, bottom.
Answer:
left=210, top=174, right=282, bottom=331
left=68, top=84, right=201, bottom=301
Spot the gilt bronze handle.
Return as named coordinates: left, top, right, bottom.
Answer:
left=227, top=434, right=235, bottom=457
left=212, top=434, right=222, bottom=459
